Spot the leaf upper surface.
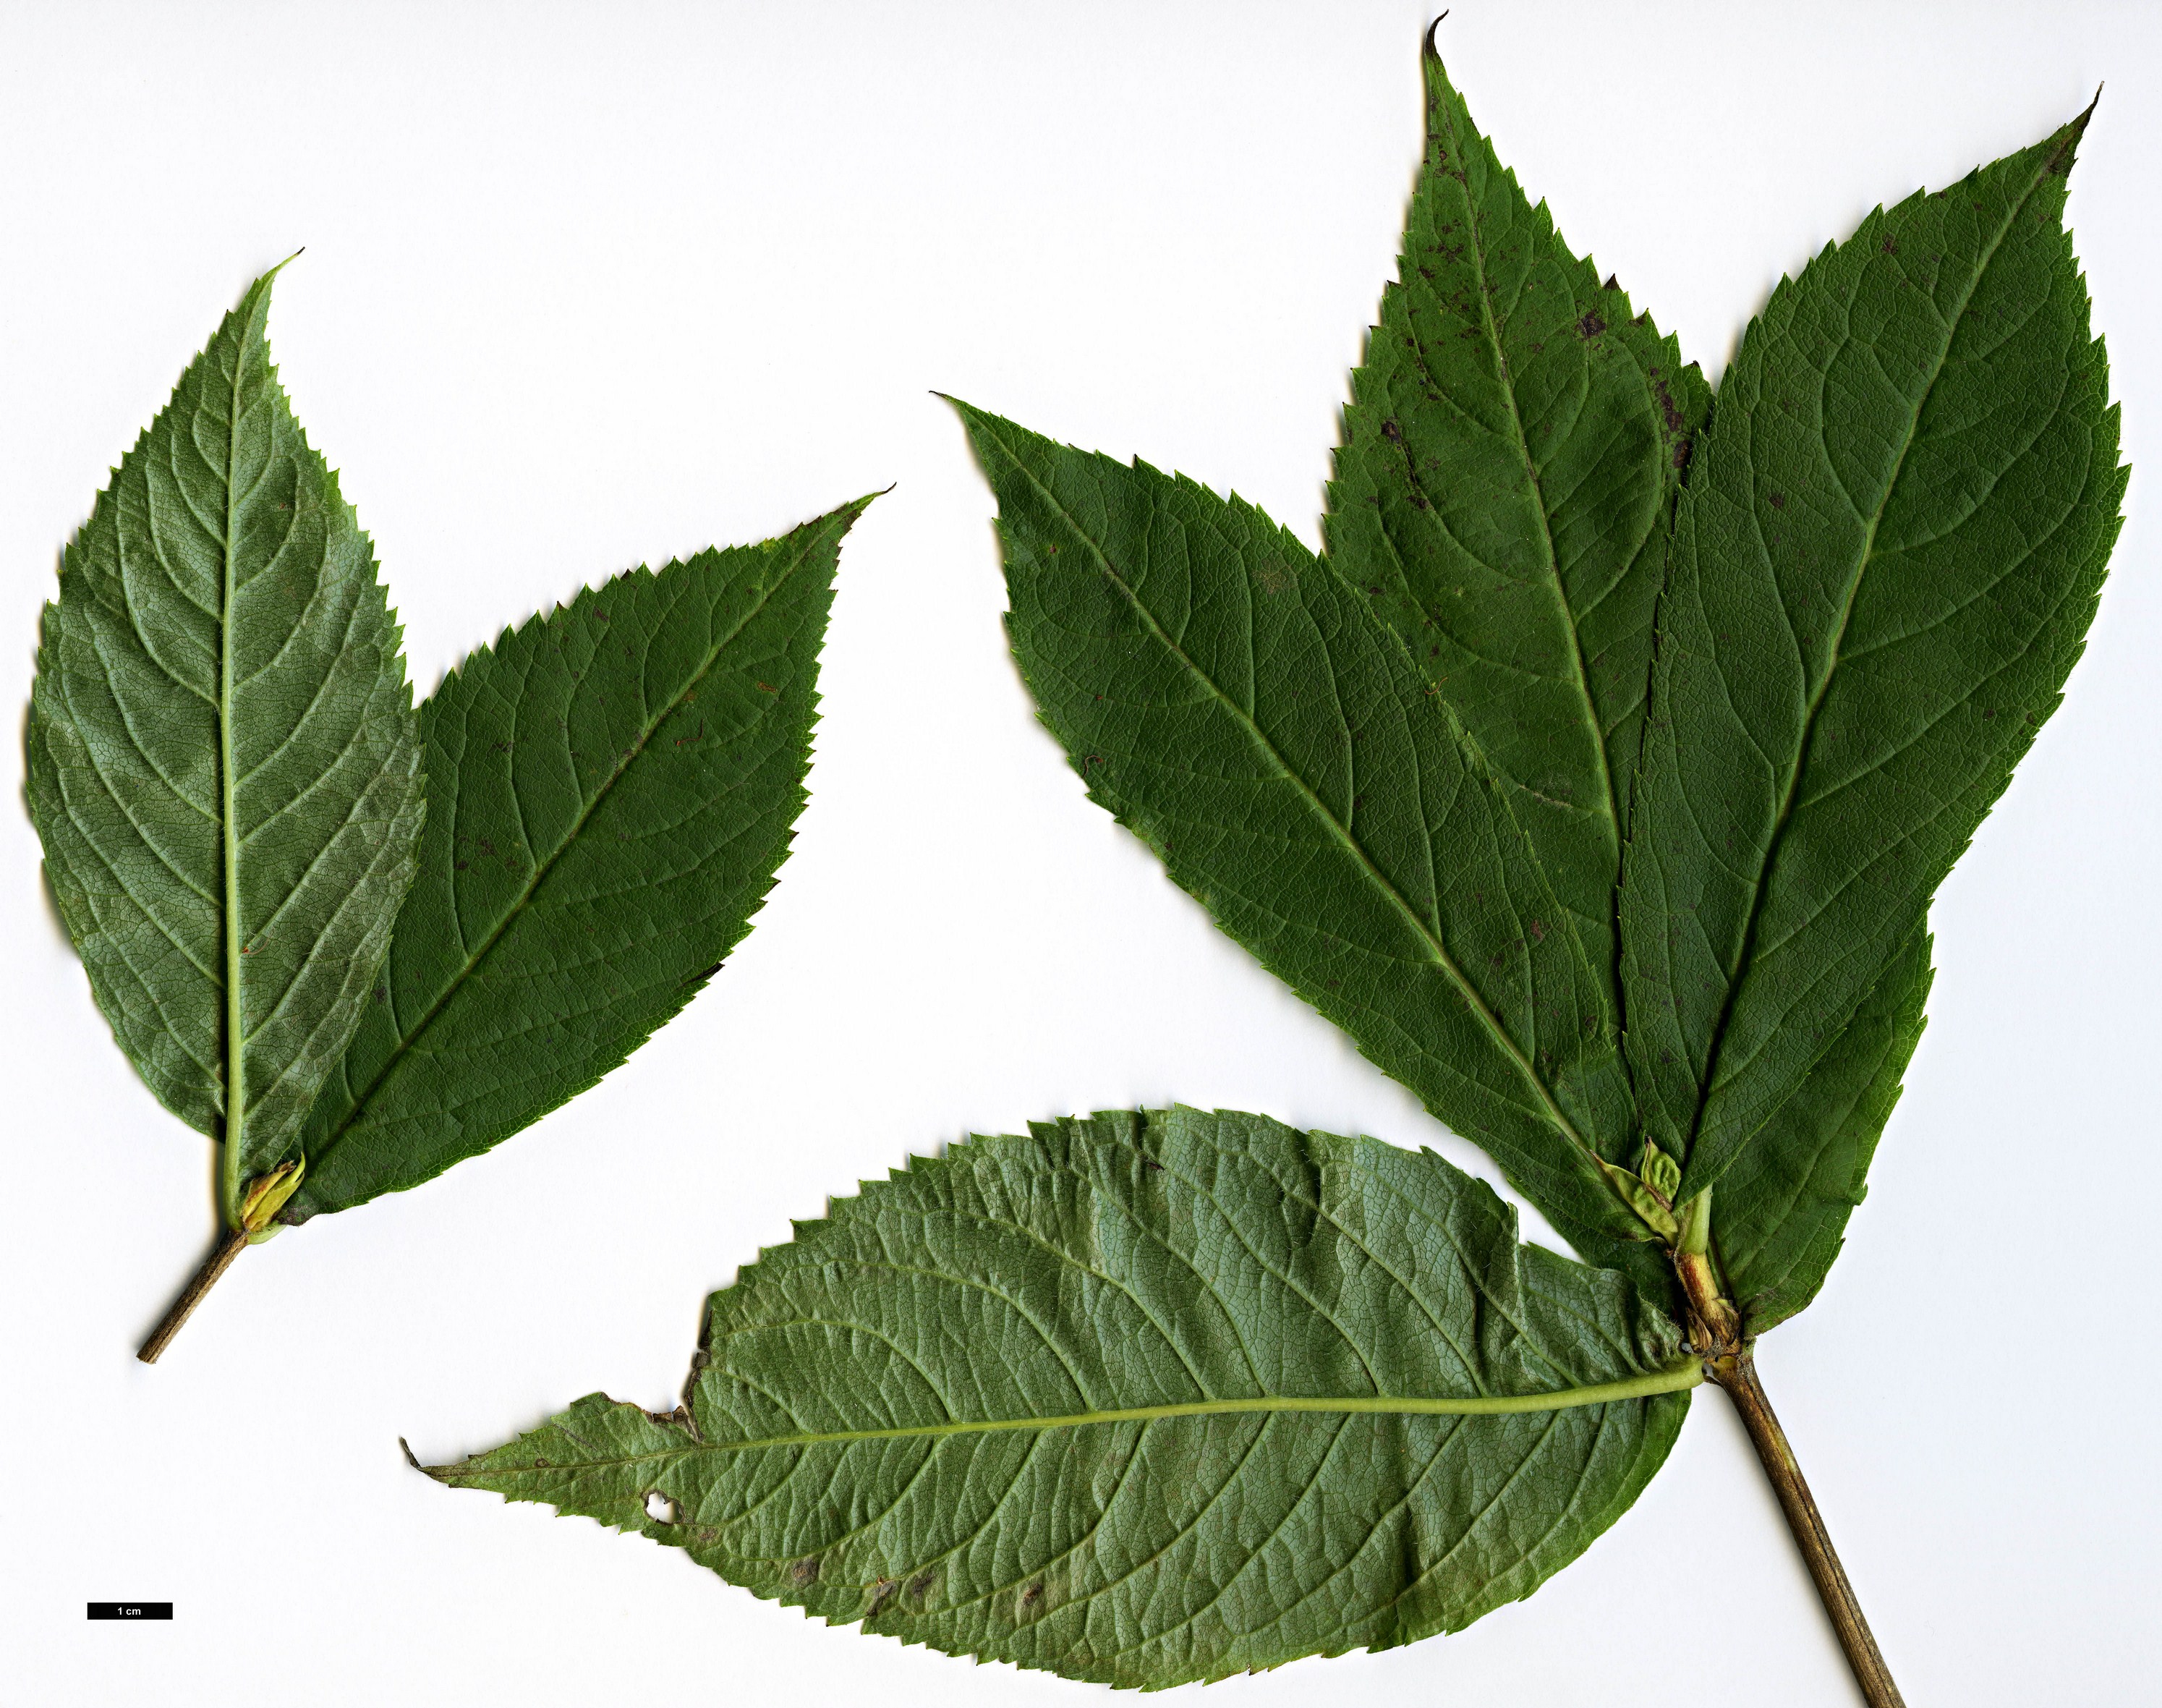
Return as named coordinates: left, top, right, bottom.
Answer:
left=956, top=402, right=1646, bottom=1254
left=1329, top=43, right=1707, bottom=1008
left=1619, top=111, right=2125, bottom=1202
left=289, top=501, right=868, bottom=1220
left=27, top=269, right=422, bottom=1194
left=426, top=1108, right=1693, bottom=1687
left=1717, top=925, right=1933, bottom=1333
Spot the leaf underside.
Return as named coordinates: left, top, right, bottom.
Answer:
left=427, top=1108, right=1692, bottom=1688
left=289, top=499, right=870, bottom=1220
left=27, top=268, right=422, bottom=1190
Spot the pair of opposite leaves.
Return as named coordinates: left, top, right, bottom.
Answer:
left=30, top=263, right=873, bottom=1283
left=33, top=45, right=2120, bottom=1694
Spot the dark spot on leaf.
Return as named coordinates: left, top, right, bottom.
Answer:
left=1381, top=418, right=1403, bottom=443
left=755, top=681, right=777, bottom=694
left=1769, top=493, right=1787, bottom=510
left=1601, top=273, right=1618, bottom=292
left=1881, top=237, right=1899, bottom=255
left=790, top=1557, right=821, bottom=1586
left=1650, top=373, right=1688, bottom=437
left=1576, top=311, right=1605, bottom=339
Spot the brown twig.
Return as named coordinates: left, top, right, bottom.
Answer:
left=137, top=1226, right=247, bottom=1364
left=1711, top=1352, right=1906, bottom=1707
left=1673, top=1244, right=1904, bottom=1707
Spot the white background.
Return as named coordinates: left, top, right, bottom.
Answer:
left=3, top=3, right=2156, bottom=1703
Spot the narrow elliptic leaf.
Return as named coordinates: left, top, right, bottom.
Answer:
left=1717, top=925, right=1933, bottom=1333
left=953, top=401, right=1647, bottom=1255
left=26, top=267, right=422, bottom=1202
left=1620, top=108, right=2125, bottom=1202
left=425, top=1108, right=1696, bottom=1687
left=1329, top=38, right=1708, bottom=1003
left=288, top=498, right=872, bottom=1220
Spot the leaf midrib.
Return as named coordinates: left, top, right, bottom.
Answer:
left=305, top=522, right=839, bottom=1177
left=982, top=421, right=1595, bottom=1161
left=217, top=322, right=249, bottom=1218
left=1683, top=160, right=2052, bottom=1164
left=443, top=1364, right=1703, bottom=1474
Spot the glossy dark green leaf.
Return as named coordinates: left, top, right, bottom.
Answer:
left=26, top=267, right=422, bottom=1212
left=1620, top=109, right=2125, bottom=1208
left=1329, top=43, right=1707, bottom=1005
left=289, top=500, right=871, bottom=1220
left=953, top=401, right=1648, bottom=1260
left=424, top=1108, right=1695, bottom=1687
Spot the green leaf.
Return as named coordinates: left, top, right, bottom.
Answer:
left=424, top=1108, right=1696, bottom=1687
left=1717, top=924, right=1933, bottom=1334
left=951, top=401, right=1646, bottom=1259
left=1619, top=108, right=2124, bottom=1205
left=288, top=499, right=872, bottom=1220
left=1328, top=41, right=1708, bottom=1004
left=26, top=265, right=422, bottom=1212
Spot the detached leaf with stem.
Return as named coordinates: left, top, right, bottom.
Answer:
left=27, top=267, right=877, bottom=1358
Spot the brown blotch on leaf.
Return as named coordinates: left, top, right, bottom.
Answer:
left=1576, top=310, right=1606, bottom=339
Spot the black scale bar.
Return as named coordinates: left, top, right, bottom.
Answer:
left=88, top=1603, right=173, bottom=1620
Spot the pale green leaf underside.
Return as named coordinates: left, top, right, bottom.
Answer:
left=289, top=499, right=869, bottom=1220
left=427, top=1108, right=1693, bottom=1688
left=956, top=401, right=1648, bottom=1262
left=1621, top=107, right=2125, bottom=1205
left=27, top=268, right=421, bottom=1192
